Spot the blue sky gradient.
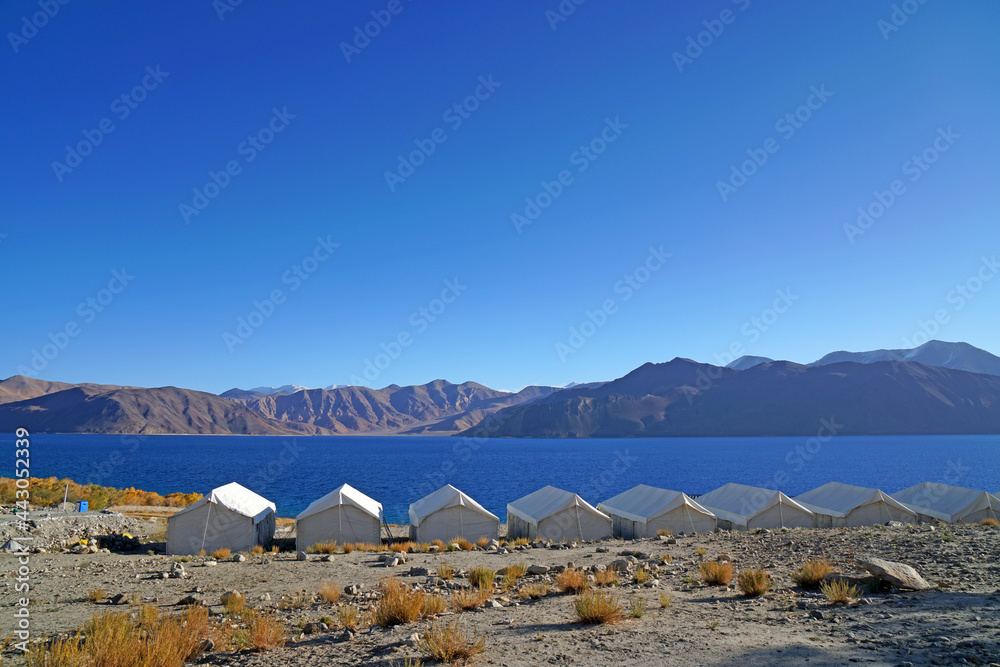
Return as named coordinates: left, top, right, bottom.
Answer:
left=3, top=1, right=998, bottom=393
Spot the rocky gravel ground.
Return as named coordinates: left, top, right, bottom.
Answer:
left=0, top=521, right=997, bottom=666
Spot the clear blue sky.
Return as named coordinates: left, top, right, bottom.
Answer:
left=3, top=1, right=998, bottom=394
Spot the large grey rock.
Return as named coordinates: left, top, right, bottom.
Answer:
left=608, top=559, right=632, bottom=573
left=858, top=558, right=931, bottom=591
left=527, top=564, right=549, bottom=575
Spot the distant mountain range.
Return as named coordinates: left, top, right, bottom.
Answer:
left=2, top=340, right=998, bottom=437
left=463, top=357, right=1000, bottom=438
left=727, top=340, right=1000, bottom=377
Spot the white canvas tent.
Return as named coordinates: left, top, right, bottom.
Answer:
left=891, top=482, right=1000, bottom=524
left=167, top=482, right=275, bottom=555
left=695, top=483, right=814, bottom=531
left=599, top=485, right=716, bottom=538
left=295, top=483, right=383, bottom=551
left=794, top=482, right=917, bottom=527
left=507, top=486, right=612, bottom=542
left=408, top=485, right=499, bottom=543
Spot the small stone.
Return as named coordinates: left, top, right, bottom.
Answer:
left=596, top=546, right=609, bottom=553
left=385, top=557, right=400, bottom=567
left=321, top=554, right=334, bottom=562
left=203, top=560, right=217, bottom=567
left=344, top=584, right=363, bottom=596
left=232, top=553, right=246, bottom=562
left=487, top=599, right=502, bottom=608
left=527, top=565, right=549, bottom=575
left=302, top=622, right=324, bottom=635
left=296, top=551, right=308, bottom=561
left=809, top=610, right=825, bottom=620
left=109, top=593, right=128, bottom=605
left=177, top=595, right=201, bottom=606
left=428, top=545, right=440, bottom=553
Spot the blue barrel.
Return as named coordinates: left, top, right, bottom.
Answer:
left=77, top=500, right=89, bottom=512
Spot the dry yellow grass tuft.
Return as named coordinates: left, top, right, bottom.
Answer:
left=659, top=591, right=672, bottom=608
left=451, top=586, right=491, bottom=611
left=245, top=609, right=286, bottom=651
left=372, top=578, right=426, bottom=627
left=656, top=528, right=672, bottom=536
left=317, top=581, right=341, bottom=604
left=431, top=539, right=445, bottom=549
left=250, top=545, right=265, bottom=556
left=28, top=604, right=238, bottom=667
left=211, top=547, right=231, bottom=560
left=307, top=542, right=339, bottom=555
left=737, top=568, right=772, bottom=597
left=418, top=621, right=486, bottom=664
left=222, top=592, right=245, bottom=614
left=628, top=597, right=647, bottom=618
left=421, top=594, right=447, bottom=616
left=594, top=568, right=619, bottom=587
left=87, top=588, right=106, bottom=603
left=504, top=562, right=528, bottom=580
left=338, top=604, right=362, bottom=630
left=634, top=567, right=650, bottom=585
left=574, top=590, right=623, bottom=625
left=518, top=582, right=549, bottom=600
left=821, top=578, right=860, bottom=604
left=981, top=518, right=999, bottom=526
left=438, top=562, right=455, bottom=580
left=467, top=566, right=496, bottom=591
left=277, top=591, right=310, bottom=610
left=556, top=567, right=589, bottom=593
left=791, top=558, right=833, bottom=589
left=475, top=536, right=490, bottom=549
left=453, top=537, right=474, bottom=551
left=700, top=560, right=732, bottom=586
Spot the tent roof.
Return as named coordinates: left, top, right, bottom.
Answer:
left=891, top=482, right=1000, bottom=522
left=507, top=485, right=609, bottom=527
left=170, top=482, right=275, bottom=525
left=408, top=484, right=498, bottom=527
left=794, top=482, right=914, bottom=518
left=598, top=484, right=715, bottom=524
left=295, top=483, right=382, bottom=522
left=695, top=483, right=813, bottom=526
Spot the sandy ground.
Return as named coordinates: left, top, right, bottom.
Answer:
left=1, top=522, right=998, bottom=666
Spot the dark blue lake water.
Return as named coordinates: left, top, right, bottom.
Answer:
left=4, top=434, right=998, bottom=523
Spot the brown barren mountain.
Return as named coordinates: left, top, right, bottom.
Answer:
left=0, top=380, right=333, bottom=435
